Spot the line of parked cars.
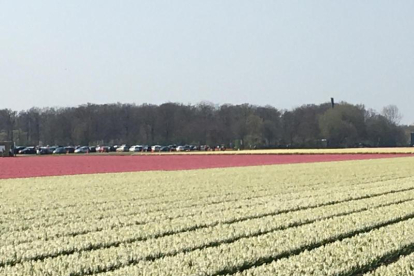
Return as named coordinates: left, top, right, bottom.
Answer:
left=13, top=144, right=226, bottom=155
left=115, top=144, right=224, bottom=152
left=14, top=146, right=77, bottom=155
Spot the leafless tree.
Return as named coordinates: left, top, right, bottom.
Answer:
left=382, top=104, right=402, bottom=125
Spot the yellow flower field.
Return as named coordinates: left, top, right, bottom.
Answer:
left=1, top=156, right=414, bottom=275
left=138, top=147, right=414, bottom=155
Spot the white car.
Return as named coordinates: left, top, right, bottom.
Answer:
left=37, top=147, right=51, bottom=155
left=75, top=146, right=89, bottom=153
left=129, top=145, right=143, bottom=152
left=151, top=145, right=161, bottom=152
left=116, top=145, right=129, bottom=152
left=176, top=146, right=185, bottom=151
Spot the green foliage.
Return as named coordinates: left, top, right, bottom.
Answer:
left=319, top=104, right=365, bottom=147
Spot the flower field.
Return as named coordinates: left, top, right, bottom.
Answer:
left=2, top=156, right=414, bottom=275
left=0, top=153, right=410, bottom=179
left=154, top=147, right=414, bottom=155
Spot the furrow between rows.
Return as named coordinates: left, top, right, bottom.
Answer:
left=76, top=198, right=414, bottom=276
left=2, top=171, right=399, bottom=224
left=2, top=174, right=409, bottom=239
left=2, top=186, right=414, bottom=274
left=3, top=161, right=407, bottom=220
left=232, top=217, right=414, bottom=275
left=364, top=250, right=414, bottom=275
left=2, top=177, right=413, bottom=254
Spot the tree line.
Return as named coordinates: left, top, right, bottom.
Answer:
left=0, top=102, right=411, bottom=148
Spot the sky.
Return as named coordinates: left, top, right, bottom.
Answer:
left=1, top=1, right=414, bottom=124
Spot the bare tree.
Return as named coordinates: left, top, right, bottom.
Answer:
left=1, top=101, right=409, bottom=148
left=382, top=105, right=402, bottom=125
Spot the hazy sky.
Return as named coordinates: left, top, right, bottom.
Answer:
left=1, top=1, right=413, bottom=123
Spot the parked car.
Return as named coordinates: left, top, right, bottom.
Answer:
left=75, top=146, right=89, bottom=153
left=214, top=145, right=226, bottom=151
left=151, top=145, right=162, bottom=152
left=143, top=145, right=151, bottom=152
left=116, top=145, right=130, bottom=152
left=65, top=146, right=75, bottom=153
left=160, top=146, right=170, bottom=152
left=53, top=147, right=67, bottom=154
left=98, top=146, right=110, bottom=153
left=19, top=147, right=36, bottom=154
left=129, top=145, right=143, bottom=152
left=200, top=145, right=210, bottom=151
left=89, top=146, right=97, bottom=153
left=176, top=146, right=185, bottom=152
left=37, top=147, right=49, bottom=155
left=14, top=146, right=26, bottom=154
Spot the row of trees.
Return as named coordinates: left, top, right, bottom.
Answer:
left=0, top=102, right=410, bottom=148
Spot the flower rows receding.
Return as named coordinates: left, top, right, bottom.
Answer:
left=2, top=157, right=408, bottom=219
left=234, top=217, right=414, bottom=275
left=3, top=160, right=402, bottom=224
left=2, top=172, right=379, bottom=231
left=2, top=172, right=410, bottom=248
left=2, top=175, right=413, bottom=260
left=64, top=199, right=414, bottom=276
left=2, top=157, right=414, bottom=276
left=0, top=161, right=330, bottom=209
left=3, top=192, right=414, bottom=276
left=365, top=251, right=414, bottom=275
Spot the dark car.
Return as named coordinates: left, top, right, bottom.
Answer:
left=14, top=146, right=26, bottom=154
left=37, top=147, right=49, bottom=155
left=168, top=145, right=177, bottom=151
left=65, top=147, right=75, bottom=153
left=19, top=147, right=36, bottom=154
left=89, top=146, right=97, bottom=153
left=160, top=146, right=170, bottom=152
left=53, top=147, right=67, bottom=154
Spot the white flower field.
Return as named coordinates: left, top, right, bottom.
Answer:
left=1, top=156, right=414, bottom=275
